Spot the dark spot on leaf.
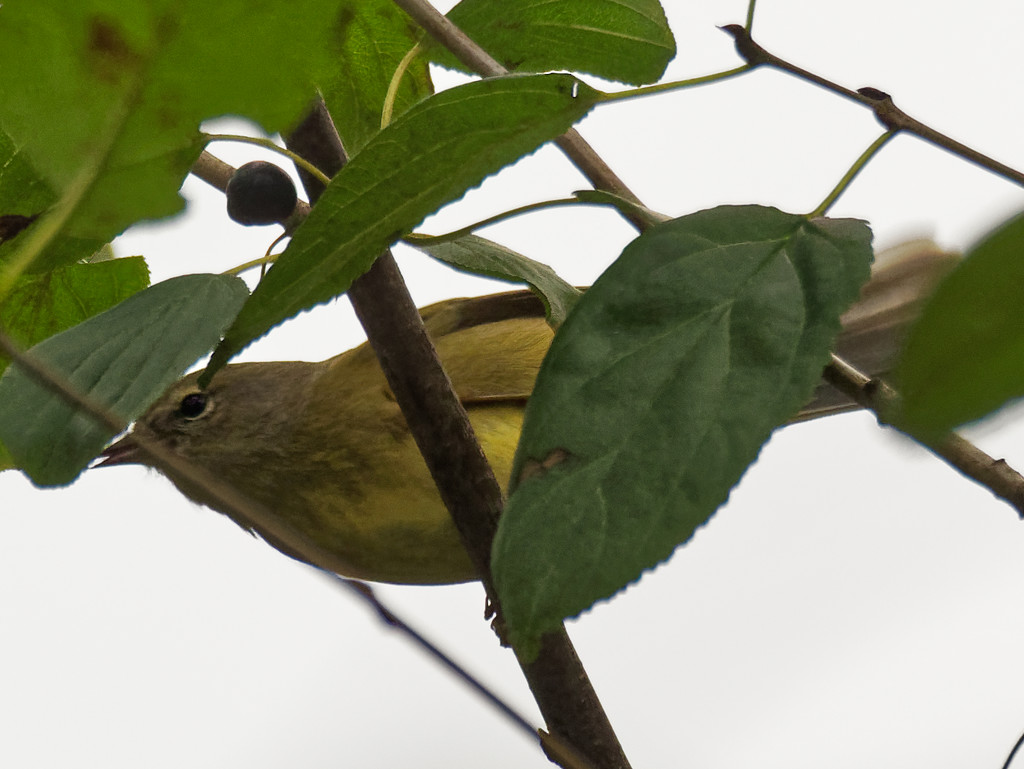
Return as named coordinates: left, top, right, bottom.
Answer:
left=86, top=16, right=143, bottom=83
left=518, top=448, right=571, bottom=483
left=0, top=213, right=39, bottom=244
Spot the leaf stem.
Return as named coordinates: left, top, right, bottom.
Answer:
left=404, top=198, right=582, bottom=246
left=596, top=65, right=753, bottom=104
left=382, top=41, right=427, bottom=128
left=745, top=0, right=758, bottom=33
left=221, top=233, right=289, bottom=277
left=808, top=131, right=896, bottom=218
left=202, top=133, right=332, bottom=186
left=720, top=24, right=1024, bottom=188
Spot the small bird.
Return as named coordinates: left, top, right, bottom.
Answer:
left=99, top=241, right=958, bottom=584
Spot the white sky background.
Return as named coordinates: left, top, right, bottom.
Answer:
left=3, top=1, right=1024, bottom=767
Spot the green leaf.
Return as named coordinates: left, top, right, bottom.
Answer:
left=894, top=211, right=1024, bottom=432
left=408, top=233, right=581, bottom=327
left=0, top=256, right=150, bottom=373
left=0, top=0, right=346, bottom=245
left=319, top=0, right=434, bottom=155
left=206, top=73, right=600, bottom=375
left=0, top=274, right=248, bottom=486
left=439, top=0, right=676, bottom=86
left=493, top=206, right=873, bottom=650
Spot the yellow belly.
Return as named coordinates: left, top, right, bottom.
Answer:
left=284, top=404, right=524, bottom=584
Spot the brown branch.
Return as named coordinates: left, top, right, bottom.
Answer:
left=824, top=354, right=1024, bottom=517
left=854, top=88, right=1024, bottom=186
left=391, top=0, right=646, bottom=217
left=284, top=102, right=506, bottom=584
left=190, top=150, right=235, bottom=191
left=281, top=98, right=631, bottom=769
left=720, top=24, right=1024, bottom=188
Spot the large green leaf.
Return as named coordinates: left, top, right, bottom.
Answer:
left=493, top=206, right=873, bottom=650
left=0, top=0, right=346, bottom=248
left=439, top=0, right=676, bottom=86
left=408, top=233, right=581, bottom=327
left=0, top=274, right=248, bottom=486
left=319, top=0, right=434, bottom=155
left=895, top=210, right=1024, bottom=432
left=206, top=73, right=600, bottom=375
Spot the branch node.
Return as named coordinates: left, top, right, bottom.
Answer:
left=719, top=23, right=768, bottom=66
left=856, top=87, right=908, bottom=133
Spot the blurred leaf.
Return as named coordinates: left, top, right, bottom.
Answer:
left=0, top=274, right=248, bottom=486
left=320, top=0, right=434, bottom=155
left=207, top=73, right=600, bottom=376
left=493, top=206, right=873, bottom=650
left=438, top=0, right=676, bottom=85
left=409, top=233, right=581, bottom=327
left=0, top=256, right=150, bottom=374
left=0, top=0, right=347, bottom=247
left=0, top=127, right=107, bottom=272
left=895, top=210, right=1024, bottom=432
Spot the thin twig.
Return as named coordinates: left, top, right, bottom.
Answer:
left=332, top=577, right=597, bottom=769
left=190, top=150, right=236, bottom=191
left=720, top=25, right=1024, bottom=188
left=1002, top=724, right=1024, bottom=769
left=855, top=88, right=1024, bottom=187
left=824, top=354, right=1024, bottom=517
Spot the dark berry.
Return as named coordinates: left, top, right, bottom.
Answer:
left=225, top=161, right=298, bottom=226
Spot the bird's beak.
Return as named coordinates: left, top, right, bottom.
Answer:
left=94, top=433, right=141, bottom=468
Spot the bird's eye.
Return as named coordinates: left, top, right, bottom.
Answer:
left=177, top=392, right=209, bottom=419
